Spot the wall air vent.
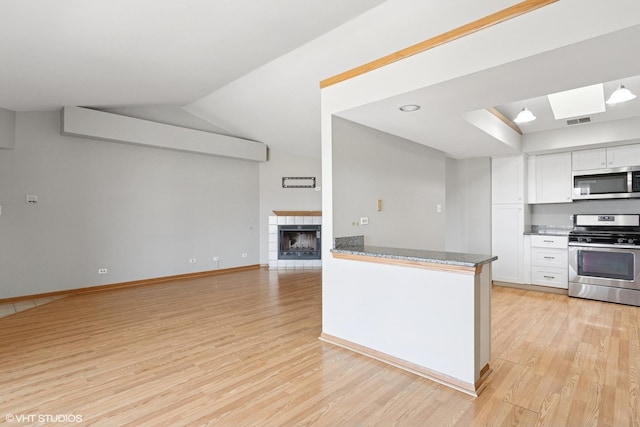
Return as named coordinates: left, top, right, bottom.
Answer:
left=566, top=116, right=591, bottom=125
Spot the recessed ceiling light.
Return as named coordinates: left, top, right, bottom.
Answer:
left=399, top=104, right=421, bottom=112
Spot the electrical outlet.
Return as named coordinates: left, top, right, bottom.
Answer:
left=189, top=258, right=197, bottom=263
left=241, top=253, right=248, bottom=258
left=98, top=268, right=108, bottom=274
left=213, top=257, right=220, bottom=261
left=360, top=217, right=369, bottom=225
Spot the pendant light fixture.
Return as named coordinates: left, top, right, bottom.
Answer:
left=513, top=106, right=536, bottom=124
left=606, top=84, right=637, bottom=105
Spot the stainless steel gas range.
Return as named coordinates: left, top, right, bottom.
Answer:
left=568, top=214, right=640, bottom=306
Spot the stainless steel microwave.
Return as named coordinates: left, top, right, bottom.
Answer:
left=572, top=166, right=640, bottom=200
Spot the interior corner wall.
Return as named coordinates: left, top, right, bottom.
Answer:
left=0, top=111, right=260, bottom=299
left=445, top=157, right=491, bottom=255
left=0, top=107, right=16, bottom=149
left=258, top=148, right=322, bottom=264
left=445, top=158, right=463, bottom=252
left=332, top=116, right=446, bottom=250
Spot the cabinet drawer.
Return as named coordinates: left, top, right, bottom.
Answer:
left=531, top=248, right=568, bottom=267
left=532, top=267, right=568, bottom=289
left=531, top=235, right=568, bottom=248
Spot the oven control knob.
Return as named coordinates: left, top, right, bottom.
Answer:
left=586, top=237, right=592, bottom=243
left=577, top=237, right=584, bottom=242
left=619, top=238, right=626, bottom=244
left=629, top=239, right=636, bottom=245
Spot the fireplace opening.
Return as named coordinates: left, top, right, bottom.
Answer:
left=278, top=225, right=321, bottom=260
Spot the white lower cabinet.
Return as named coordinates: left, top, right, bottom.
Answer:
left=531, top=268, right=568, bottom=288
left=530, top=235, right=568, bottom=289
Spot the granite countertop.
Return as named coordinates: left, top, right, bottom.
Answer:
left=332, top=236, right=497, bottom=267
left=331, top=245, right=497, bottom=267
left=523, top=225, right=572, bottom=236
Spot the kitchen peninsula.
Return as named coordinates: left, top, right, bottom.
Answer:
left=321, top=236, right=497, bottom=396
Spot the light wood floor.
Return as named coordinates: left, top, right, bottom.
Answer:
left=1, top=268, right=638, bottom=426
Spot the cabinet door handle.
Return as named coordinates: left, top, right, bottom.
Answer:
left=543, top=240, right=553, bottom=243
left=543, top=275, right=556, bottom=279
left=543, top=256, right=555, bottom=259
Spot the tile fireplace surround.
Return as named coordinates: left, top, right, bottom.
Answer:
left=268, top=211, right=322, bottom=270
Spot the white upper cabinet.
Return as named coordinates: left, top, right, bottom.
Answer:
left=572, top=145, right=640, bottom=170
left=532, top=152, right=572, bottom=204
left=492, top=155, right=525, bottom=204
left=571, top=148, right=606, bottom=170
left=606, top=145, right=640, bottom=168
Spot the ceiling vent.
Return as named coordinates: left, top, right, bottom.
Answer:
left=566, top=116, right=592, bottom=126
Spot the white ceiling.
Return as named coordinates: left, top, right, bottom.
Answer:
left=2, top=0, right=640, bottom=159
left=337, top=23, right=640, bottom=158
left=0, top=0, right=385, bottom=111
left=493, top=76, right=640, bottom=134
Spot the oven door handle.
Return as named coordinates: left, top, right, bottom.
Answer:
left=568, top=242, right=639, bottom=250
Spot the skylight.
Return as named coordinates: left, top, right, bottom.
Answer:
left=547, top=83, right=605, bottom=120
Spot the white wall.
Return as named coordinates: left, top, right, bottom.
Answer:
left=322, top=257, right=489, bottom=387
left=258, top=148, right=322, bottom=264
left=445, top=157, right=491, bottom=255
left=332, top=117, right=446, bottom=249
left=531, top=198, right=640, bottom=227
left=0, top=107, right=15, bottom=149
left=0, top=111, right=260, bottom=299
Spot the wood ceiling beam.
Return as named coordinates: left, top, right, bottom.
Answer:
left=320, top=0, right=558, bottom=89
left=486, top=107, right=523, bottom=135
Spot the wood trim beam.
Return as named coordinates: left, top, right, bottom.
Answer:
left=320, top=333, right=487, bottom=397
left=486, top=107, right=523, bottom=135
left=332, top=252, right=482, bottom=275
left=320, top=0, right=558, bottom=88
left=0, top=265, right=261, bottom=304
